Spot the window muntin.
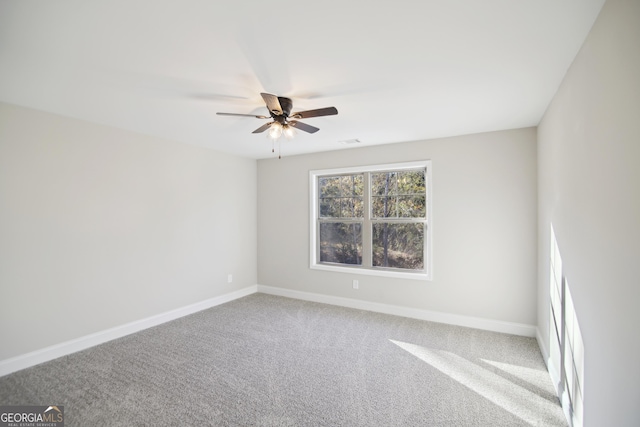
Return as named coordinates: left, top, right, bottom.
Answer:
left=310, top=161, right=431, bottom=280
left=371, top=170, right=426, bottom=219
left=318, top=174, right=364, bottom=219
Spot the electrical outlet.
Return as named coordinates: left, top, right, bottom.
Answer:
left=352, top=279, right=359, bottom=289
left=227, top=274, right=233, bottom=283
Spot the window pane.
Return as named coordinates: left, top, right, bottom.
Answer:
left=373, top=196, right=426, bottom=218
left=372, top=196, right=397, bottom=218
left=319, top=198, right=341, bottom=218
left=397, top=170, right=426, bottom=194
left=319, top=176, right=340, bottom=198
left=319, top=222, right=362, bottom=265
left=371, top=172, right=397, bottom=196
left=340, top=174, right=363, bottom=196
left=372, top=223, right=424, bottom=270
left=371, top=169, right=426, bottom=219
left=319, top=174, right=363, bottom=219
left=398, top=196, right=426, bottom=218
left=343, top=197, right=363, bottom=218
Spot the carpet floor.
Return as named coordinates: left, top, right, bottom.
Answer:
left=0, top=293, right=567, bottom=426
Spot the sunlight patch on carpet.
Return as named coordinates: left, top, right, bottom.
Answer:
left=480, top=358, right=555, bottom=394
left=390, top=340, right=566, bottom=426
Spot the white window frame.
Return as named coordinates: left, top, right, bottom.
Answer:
left=309, top=160, right=432, bottom=281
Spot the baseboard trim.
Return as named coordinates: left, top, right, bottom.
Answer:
left=257, top=285, right=537, bottom=337
left=536, top=327, right=550, bottom=365
left=1, top=284, right=539, bottom=377
left=0, top=285, right=258, bottom=377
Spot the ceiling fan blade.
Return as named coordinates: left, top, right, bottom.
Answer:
left=252, top=122, right=273, bottom=134
left=261, top=93, right=283, bottom=116
left=291, top=106, right=338, bottom=119
left=217, top=112, right=269, bottom=119
left=289, top=121, right=320, bottom=134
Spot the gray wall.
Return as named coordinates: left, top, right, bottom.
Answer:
left=0, top=103, right=257, bottom=360
left=258, top=128, right=538, bottom=326
left=537, top=0, right=640, bottom=425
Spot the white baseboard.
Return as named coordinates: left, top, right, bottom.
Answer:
left=0, top=285, right=258, bottom=377
left=1, top=284, right=539, bottom=377
left=536, top=327, right=550, bottom=365
left=257, top=285, right=537, bottom=337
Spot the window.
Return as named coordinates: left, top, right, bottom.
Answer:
left=310, top=161, right=432, bottom=280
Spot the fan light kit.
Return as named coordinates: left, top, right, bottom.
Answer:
left=266, top=122, right=296, bottom=141
left=217, top=92, right=338, bottom=158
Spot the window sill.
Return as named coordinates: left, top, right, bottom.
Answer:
left=310, top=263, right=432, bottom=281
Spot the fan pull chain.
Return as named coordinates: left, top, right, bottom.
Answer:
left=278, top=140, right=282, bottom=159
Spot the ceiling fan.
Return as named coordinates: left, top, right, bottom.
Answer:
left=216, top=92, right=338, bottom=141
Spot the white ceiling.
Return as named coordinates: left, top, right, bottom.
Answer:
left=0, top=0, right=605, bottom=159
